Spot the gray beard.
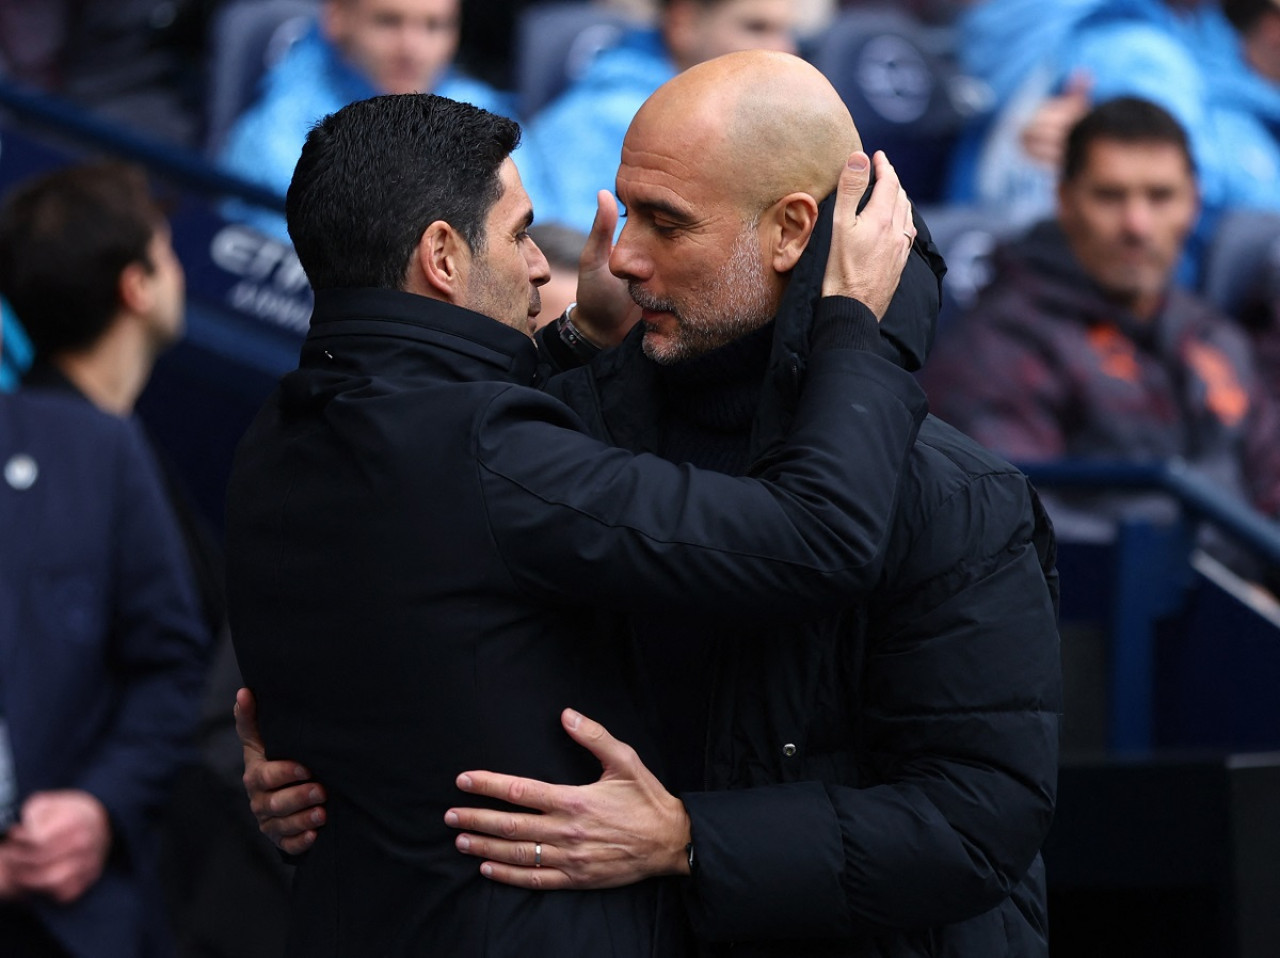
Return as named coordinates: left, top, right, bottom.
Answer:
left=635, top=225, right=776, bottom=365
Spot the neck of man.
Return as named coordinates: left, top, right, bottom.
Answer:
left=53, top=323, right=155, bottom=416
left=650, top=321, right=774, bottom=475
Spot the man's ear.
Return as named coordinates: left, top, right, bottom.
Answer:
left=118, top=260, right=152, bottom=317
left=410, top=220, right=470, bottom=300
left=764, top=193, right=820, bottom=274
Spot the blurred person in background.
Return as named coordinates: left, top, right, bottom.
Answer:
left=948, top=0, right=1280, bottom=279
left=0, top=159, right=292, bottom=958
left=519, top=0, right=802, bottom=234
left=924, top=97, right=1280, bottom=586
left=218, top=0, right=516, bottom=239
left=0, top=162, right=210, bottom=958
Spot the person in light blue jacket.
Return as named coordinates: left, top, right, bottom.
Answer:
left=521, top=0, right=799, bottom=236
left=949, top=0, right=1280, bottom=279
left=219, top=0, right=519, bottom=240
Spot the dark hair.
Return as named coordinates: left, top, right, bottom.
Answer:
left=0, top=161, right=162, bottom=357
left=1222, top=0, right=1275, bottom=34
left=286, top=93, right=520, bottom=291
left=1062, top=96, right=1195, bottom=182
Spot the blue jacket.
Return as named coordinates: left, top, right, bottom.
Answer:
left=218, top=23, right=518, bottom=239
left=0, top=391, right=209, bottom=958
left=520, top=28, right=676, bottom=234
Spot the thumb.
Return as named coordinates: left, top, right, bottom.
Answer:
left=234, top=687, right=265, bottom=754
left=580, top=190, right=618, bottom=272
left=838, top=151, right=871, bottom=209
left=1064, top=69, right=1093, bottom=101
left=561, top=708, right=635, bottom=775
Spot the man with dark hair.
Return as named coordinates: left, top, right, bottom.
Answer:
left=924, top=96, right=1280, bottom=550
left=226, top=85, right=929, bottom=955
left=0, top=166, right=210, bottom=958
left=242, top=51, right=1062, bottom=958
left=0, top=163, right=183, bottom=383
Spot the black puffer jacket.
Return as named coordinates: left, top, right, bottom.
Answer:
left=545, top=201, right=1062, bottom=957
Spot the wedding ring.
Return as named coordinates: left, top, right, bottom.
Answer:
left=534, top=842, right=542, bottom=867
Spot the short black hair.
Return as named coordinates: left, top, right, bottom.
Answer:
left=286, top=93, right=521, bottom=291
left=1062, top=96, right=1195, bottom=183
left=1222, top=0, right=1276, bottom=34
left=0, top=161, right=163, bottom=357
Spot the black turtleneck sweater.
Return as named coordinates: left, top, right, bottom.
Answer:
left=637, top=323, right=774, bottom=792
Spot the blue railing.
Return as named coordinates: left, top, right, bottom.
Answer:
left=1020, top=459, right=1280, bottom=753
left=0, top=78, right=286, bottom=212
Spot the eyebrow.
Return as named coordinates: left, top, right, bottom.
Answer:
left=625, top=195, right=695, bottom=224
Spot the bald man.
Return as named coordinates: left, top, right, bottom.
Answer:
left=244, top=53, right=1061, bottom=958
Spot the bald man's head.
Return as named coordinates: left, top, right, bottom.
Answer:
left=628, top=50, right=860, bottom=218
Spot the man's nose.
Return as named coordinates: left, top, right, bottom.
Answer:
left=608, top=222, right=646, bottom=282
left=527, top=241, right=551, bottom=288
left=1121, top=198, right=1154, bottom=238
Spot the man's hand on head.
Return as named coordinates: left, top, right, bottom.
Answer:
left=236, top=688, right=326, bottom=855
left=2, top=790, right=111, bottom=904
left=567, top=191, right=643, bottom=347
left=822, top=150, right=917, bottom=319
left=445, top=709, right=691, bottom=890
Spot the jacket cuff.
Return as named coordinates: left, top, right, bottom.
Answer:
left=680, top=782, right=850, bottom=941
left=811, top=297, right=880, bottom=353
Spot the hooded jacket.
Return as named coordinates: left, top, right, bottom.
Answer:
left=923, top=219, right=1280, bottom=525
left=543, top=200, right=1063, bottom=957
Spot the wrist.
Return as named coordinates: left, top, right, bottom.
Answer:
left=555, top=303, right=605, bottom=361
left=665, top=798, right=693, bottom=878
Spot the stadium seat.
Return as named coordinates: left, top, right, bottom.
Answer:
left=514, top=1, right=635, bottom=120
left=808, top=6, right=988, bottom=203
left=204, top=0, right=320, bottom=156
left=1200, top=208, right=1280, bottom=322
left=915, top=202, right=1020, bottom=330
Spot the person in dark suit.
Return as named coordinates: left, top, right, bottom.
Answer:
left=0, top=297, right=210, bottom=957
left=224, top=88, right=924, bottom=956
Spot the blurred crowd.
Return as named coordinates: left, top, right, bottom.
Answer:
left=2, top=1, right=1280, bottom=956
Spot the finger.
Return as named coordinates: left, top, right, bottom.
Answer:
left=234, top=688, right=264, bottom=754
left=253, top=782, right=327, bottom=823
left=479, top=861, right=573, bottom=890
left=833, top=151, right=871, bottom=220
left=245, top=758, right=317, bottom=799
left=278, top=831, right=318, bottom=856
left=444, top=805, right=547, bottom=842
left=454, top=832, right=549, bottom=869
left=580, top=190, right=618, bottom=272
left=560, top=708, right=639, bottom=776
left=454, top=769, right=561, bottom=812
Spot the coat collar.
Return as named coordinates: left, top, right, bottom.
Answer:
left=305, top=287, right=541, bottom=386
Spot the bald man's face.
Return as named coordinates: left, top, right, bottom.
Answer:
left=665, top=0, right=797, bottom=73
left=609, top=121, right=781, bottom=364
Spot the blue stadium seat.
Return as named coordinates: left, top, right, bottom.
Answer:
left=204, top=0, right=320, bottom=156
left=1200, top=208, right=1280, bottom=321
left=915, top=202, right=1020, bottom=330
left=808, top=6, right=987, bottom=203
left=514, top=1, right=634, bottom=120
